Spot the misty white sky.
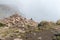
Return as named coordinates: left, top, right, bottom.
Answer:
left=0, top=0, right=60, bottom=22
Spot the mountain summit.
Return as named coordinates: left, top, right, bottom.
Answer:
left=0, top=13, right=38, bottom=27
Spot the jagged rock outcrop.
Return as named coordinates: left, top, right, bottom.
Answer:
left=0, top=13, right=38, bottom=28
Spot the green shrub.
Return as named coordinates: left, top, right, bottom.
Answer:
left=0, top=23, right=6, bottom=27
left=38, top=21, right=49, bottom=27
left=56, top=20, right=60, bottom=25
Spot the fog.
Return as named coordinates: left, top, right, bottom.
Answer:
left=0, top=0, right=60, bottom=22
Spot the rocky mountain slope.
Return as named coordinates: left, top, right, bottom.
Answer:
left=0, top=13, right=60, bottom=40
left=0, top=13, right=38, bottom=40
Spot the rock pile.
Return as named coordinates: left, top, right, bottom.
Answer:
left=0, top=13, right=38, bottom=27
